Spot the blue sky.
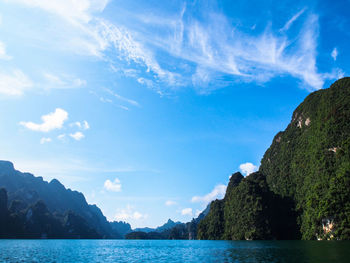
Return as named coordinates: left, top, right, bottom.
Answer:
left=0, top=0, right=348, bottom=228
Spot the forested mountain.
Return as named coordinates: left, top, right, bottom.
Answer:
left=134, top=219, right=182, bottom=233
left=110, top=221, right=132, bottom=238
left=198, top=78, right=350, bottom=240
left=0, top=161, right=120, bottom=238
left=126, top=205, right=210, bottom=240
left=2, top=78, right=349, bottom=240
left=0, top=160, right=206, bottom=239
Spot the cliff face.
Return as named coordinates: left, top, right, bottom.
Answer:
left=0, top=162, right=119, bottom=238
left=198, top=78, right=350, bottom=240
left=260, top=77, right=350, bottom=240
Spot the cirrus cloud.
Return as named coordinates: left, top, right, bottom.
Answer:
left=0, top=69, right=32, bottom=96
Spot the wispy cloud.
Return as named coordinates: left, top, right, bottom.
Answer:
left=0, top=41, right=12, bottom=60
left=70, top=120, right=90, bottom=130
left=19, top=108, right=68, bottom=132
left=280, top=8, right=307, bottom=32
left=331, top=47, right=338, bottom=61
left=6, top=1, right=342, bottom=93
left=105, top=88, right=140, bottom=107
left=118, top=6, right=339, bottom=91
left=69, top=131, right=85, bottom=141
left=114, top=205, right=148, bottom=221
left=181, top=207, right=192, bottom=216
left=191, top=184, right=227, bottom=204
left=5, top=157, right=155, bottom=189
left=57, top=134, right=66, bottom=140
left=0, top=69, right=32, bottom=96
left=10, top=0, right=109, bottom=24
left=43, top=72, right=86, bottom=89
left=165, top=200, right=177, bottom=206
left=118, top=105, right=129, bottom=111
left=40, top=137, right=52, bottom=144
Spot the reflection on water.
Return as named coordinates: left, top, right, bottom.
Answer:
left=0, top=240, right=349, bottom=263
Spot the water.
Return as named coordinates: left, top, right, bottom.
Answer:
left=0, top=240, right=349, bottom=263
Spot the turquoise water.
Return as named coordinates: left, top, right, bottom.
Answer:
left=0, top=240, right=349, bottom=262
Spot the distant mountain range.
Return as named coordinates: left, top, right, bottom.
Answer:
left=134, top=219, right=182, bottom=233
left=0, top=160, right=208, bottom=239
left=0, top=161, right=121, bottom=238
left=125, top=205, right=210, bottom=240
left=4, top=78, right=348, bottom=240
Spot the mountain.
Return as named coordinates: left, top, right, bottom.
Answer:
left=133, top=227, right=154, bottom=233
left=126, top=205, right=210, bottom=240
left=134, top=219, right=182, bottom=233
left=0, top=187, right=102, bottom=238
left=260, top=77, right=350, bottom=240
left=110, top=221, right=132, bottom=238
left=198, top=77, right=350, bottom=240
left=0, top=161, right=120, bottom=238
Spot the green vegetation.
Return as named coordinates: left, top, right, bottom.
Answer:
left=1, top=78, right=350, bottom=240
left=198, top=78, right=350, bottom=240
left=0, top=188, right=101, bottom=238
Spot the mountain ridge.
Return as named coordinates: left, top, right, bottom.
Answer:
left=0, top=161, right=120, bottom=238
left=198, top=77, right=350, bottom=240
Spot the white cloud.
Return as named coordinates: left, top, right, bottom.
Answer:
left=71, top=120, right=90, bottom=130
left=239, top=162, right=258, bottom=176
left=137, top=8, right=331, bottom=91
left=69, top=131, right=84, bottom=140
left=57, top=134, right=66, bottom=140
left=96, top=19, right=178, bottom=84
left=331, top=48, right=338, bottom=61
left=165, top=200, right=177, bottom=206
left=44, top=73, right=86, bottom=88
left=280, top=8, right=307, bottom=32
left=104, top=178, right=121, bottom=192
left=40, top=137, right=52, bottom=144
left=191, top=184, right=227, bottom=204
left=114, top=205, right=148, bottom=221
left=118, top=105, right=129, bottom=111
left=0, top=41, right=12, bottom=60
left=71, top=121, right=82, bottom=129
left=181, top=208, right=193, bottom=216
left=20, top=108, right=68, bottom=132
left=105, top=89, right=140, bottom=107
left=9, top=0, right=109, bottom=23
left=0, top=69, right=32, bottom=96
left=5, top=0, right=180, bottom=88
left=82, top=120, right=90, bottom=130
left=132, top=211, right=144, bottom=220
left=7, top=1, right=340, bottom=92
left=44, top=73, right=65, bottom=85
left=99, top=97, right=113, bottom=103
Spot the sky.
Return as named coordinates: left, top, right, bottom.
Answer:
left=0, top=0, right=348, bottom=228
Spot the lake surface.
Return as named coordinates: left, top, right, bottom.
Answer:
left=0, top=240, right=349, bottom=263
